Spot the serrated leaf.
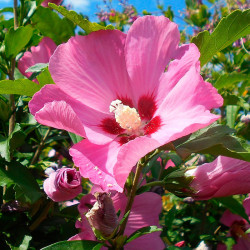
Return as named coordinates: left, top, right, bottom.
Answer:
left=0, top=161, right=42, bottom=203
left=214, top=72, right=250, bottom=90
left=49, top=3, right=114, bottom=34
left=31, top=6, right=75, bottom=44
left=0, top=79, right=45, bottom=96
left=175, top=124, right=250, bottom=161
left=192, top=9, right=250, bottom=66
left=5, top=25, right=33, bottom=59
left=41, top=240, right=103, bottom=250
left=214, top=196, right=250, bottom=223
left=126, top=226, right=162, bottom=244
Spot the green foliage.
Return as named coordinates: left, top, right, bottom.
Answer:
left=214, top=196, right=250, bottom=223
left=68, top=132, right=83, bottom=144
left=192, top=9, right=250, bottom=66
left=49, top=3, right=114, bottom=34
left=0, top=161, right=42, bottom=203
left=31, top=7, right=75, bottom=44
left=41, top=240, right=103, bottom=250
left=0, top=79, right=48, bottom=96
left=26, top=63, right=48, bottom=73
left=4, top=25, right=33, bottom=59
left=214, top=72, right=249, bottom=90
left=175, top=124, right=250, bottom=161
left=126, top=226, right=162, bottom=244
left=37, top=67, right=55, bottom=85
left=226, top=105, right=240, bottom=128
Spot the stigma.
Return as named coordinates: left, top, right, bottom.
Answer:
left=109, top=100, right=141, bottom=131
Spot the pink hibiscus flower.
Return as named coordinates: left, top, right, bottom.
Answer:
left=29, top=16, right=223, bottom=192
left=186, top=156, right=250, bottom=200
left=218, top=196, right=250, bottom=250
left=69, top=192, right=164, bottom=250
left=18, top=37, right=57, bottom=81
left=41, top=0, right=62, bottom=8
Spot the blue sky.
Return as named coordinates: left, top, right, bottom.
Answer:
left=0, top=0, right=187, bottom=28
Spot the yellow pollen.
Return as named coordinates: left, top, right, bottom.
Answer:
left=109, top=100, right=141, bottom=131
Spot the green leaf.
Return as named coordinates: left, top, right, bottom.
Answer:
left=214, top=196, right=250, bottom=223
left=214, top=72, right=250, bottom=90
left=37, top=67, right=55, bottom=85
left=175, top=124, right=250, bottom=161
left=26, top=63, right=48, bottom=73
left=0, top=161, right=42, bottom=203
left=226, top=105, right=240, bottom=128
left=12, top=235, right=32, bottom=250
left=192, top=9, right=250, bottom=66
left=41, top=240, right=103, bottom=250
left=68, top=132, right=83, bottom=144
left=0, top=79, right=46, bottom=96
left=126, top=226, right=162, bottom=244
left=0, top=135, right=10, bottom=161
left=223, top=93, right=249, bottom=110
left=5, top=25, right=33, bottom=59
left=49, top=3, right=114, bottom=34
left=31, top=6, right=75, bottom=44
left=119, top=210, right=130, bottom=226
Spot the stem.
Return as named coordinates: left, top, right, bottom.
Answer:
left=140, top=180, right=165, bottom=190
left=30, top=127, right=51, bottom=165
left=29, top=201, right=54, bottom=231
left=118, top=162, right=144, bottom=236
left=8, top=0, right=18, bottom=135
left=3, top=0, right=19, bottom=204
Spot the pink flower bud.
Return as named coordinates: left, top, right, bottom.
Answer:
left=175, top=240, right=185, bottom=247
left=85, top=192, right=119, bottom=237
left=43, top=168, right=82, bottom=202
left=41, top=0, right=62, bottom=8
left=186, top=156, right=250, bottom=200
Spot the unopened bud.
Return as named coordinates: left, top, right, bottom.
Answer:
left=86, top=192, right=119, bottom=238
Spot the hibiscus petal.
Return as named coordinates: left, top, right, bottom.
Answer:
left=112, top=193, right=164, bottom=250
left=69, top=140, right=123, bottom=192
left=151, top=66, right=223, bottom=144
left=18, top=37, right=57, bottom=79
left=156, top=43, right=201, bottom=104
left=49, top=30, right=132, bottom=113
left=29, top=84, right=118, bottom=144
left=35, top=100, right=86, bottom=137
left=113, top=137, right=161, bottom=190
left=125, top=15, right=179, bottom=102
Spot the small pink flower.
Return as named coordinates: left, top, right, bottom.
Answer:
left=41, top=0, right=62, bottom=8
left=186, top=156, right=250, bottom=200
left=69, top=192, right=164, bottom=249
left=18, top=37, right=57, bottom=81
left=43, top=168, right=82, bottom=202
left=219, top=196, right=250, bottom=250
left=29, top=16, right=223, bottom=192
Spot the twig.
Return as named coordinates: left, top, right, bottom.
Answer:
left=30, top=127, right=51, bottom=165
left=118, top=161, right=144, bottom=236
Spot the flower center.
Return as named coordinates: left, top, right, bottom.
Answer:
left=109, top=100, right=141, bottom=131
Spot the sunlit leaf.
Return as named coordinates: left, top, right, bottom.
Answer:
left=49, top=3, right=114, bottom=34
left=192, top=9, right=250, bottom=66
left=4, top=25, right=33, bottom=59
left=41, top=240, right=103, bottom=250
left=0, top=79, right=46, bottom=96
